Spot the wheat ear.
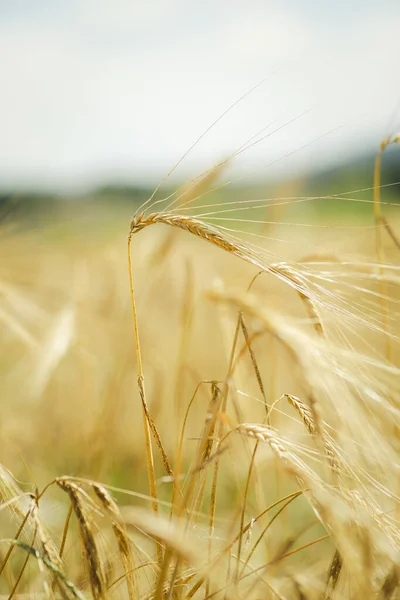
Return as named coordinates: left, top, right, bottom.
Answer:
left=92, top=483, right=138, bottom=600
left=285, top=393, right=340, bottom=477
left=130, top=212, right=324, bottom=337
left=56, top=479, right=106, bottom=600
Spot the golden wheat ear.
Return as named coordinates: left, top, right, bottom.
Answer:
left=92, top=483, right=138, bottom=600
left=56, top=479, right=106, bottom=600
left=129, top=211, right=323, bottom=328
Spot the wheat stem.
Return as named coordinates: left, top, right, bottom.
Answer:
left=373, top=133, right=400, bottom=364
left=127, top=234, right=161, bottom=566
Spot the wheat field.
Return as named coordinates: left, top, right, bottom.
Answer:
left=0, top=133, right=400, bottom=599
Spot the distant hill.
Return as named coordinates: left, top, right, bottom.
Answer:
left=1, top=149, right=398, bottom=225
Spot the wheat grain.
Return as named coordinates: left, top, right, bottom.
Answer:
left=56, top=479, right=106, bottom=600
left=285, top=393, right=340, bottom=476
left=92, top=483, right=138, bottom=600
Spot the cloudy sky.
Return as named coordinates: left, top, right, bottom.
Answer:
left=1, top=0, right=400, bottom=191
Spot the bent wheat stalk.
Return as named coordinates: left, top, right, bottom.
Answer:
left=128, top=233, right=170, bottom=567
left=128, top=211, right=326, bottom=574
left=129, top=212, right=324, bottom=335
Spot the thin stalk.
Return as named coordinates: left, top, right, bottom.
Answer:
left=0, top=506, right=32, bottom=578
left=234, top=442, right=259, bottom=582
left=52, top=501, right=74, bottom=593
left=374, top=139, right=391, bottom=363
left=239, top=492, right=304, bottom=578
left=128, top=234, right=161, bottom=566
left=8, top=527, right=37, bottom=600
left=204, top=318, right=243, bottom=599
left=373, top=133, right=400, bottom=364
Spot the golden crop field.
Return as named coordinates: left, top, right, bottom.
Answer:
left=1, top=137, right=400, bottom=599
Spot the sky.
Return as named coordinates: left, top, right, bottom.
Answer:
left=1, top=0, right=400, bottom=192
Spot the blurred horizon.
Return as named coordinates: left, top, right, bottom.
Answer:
left=1, top=1, right=400, bottom=194
left=0, top=146, right=399, bottom=200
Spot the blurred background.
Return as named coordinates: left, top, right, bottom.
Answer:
left=1, top=0, right=400, bottom=494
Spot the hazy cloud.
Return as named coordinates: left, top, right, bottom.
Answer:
left=1, top=1, right=399, bottom=190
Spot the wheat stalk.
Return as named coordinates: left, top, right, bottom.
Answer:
left=127, top=236, right=164, bottom=567
left=56, top=479, right=106, bottom=600
left=373, top=132, right=400, bottom=364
